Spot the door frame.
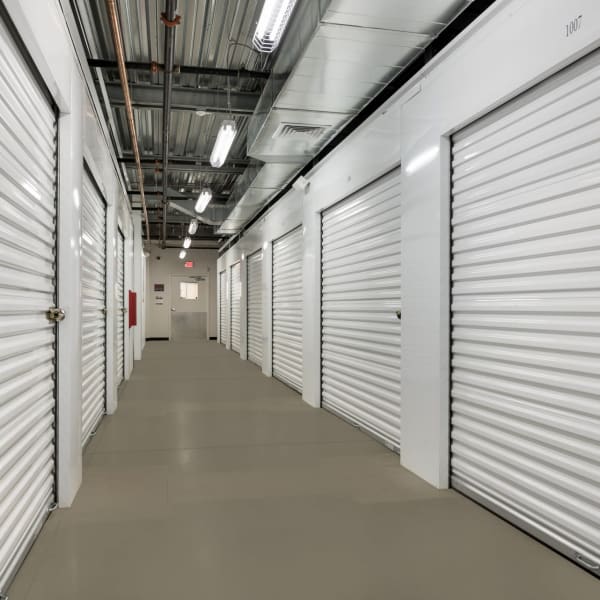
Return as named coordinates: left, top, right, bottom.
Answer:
left=168, top=273, right=210, bottom=341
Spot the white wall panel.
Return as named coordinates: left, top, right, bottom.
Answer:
left=0, top=14, right=58, bottom=591
left=230, top=262, right=241, bottom=353
left=450, top=50, right=600, bottom=576
left=247, top=251, right=263, bottom=367
left=80, top=171, right=106, bottom=445
left=272, top=227, right=303, bottom=392
left=321, top=170, right=402, bottom=451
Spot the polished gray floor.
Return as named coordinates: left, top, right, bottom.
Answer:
left=9, top=341, right=600, bottom=599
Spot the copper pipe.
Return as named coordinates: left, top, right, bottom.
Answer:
left=105, top=0, right=150, bottom=242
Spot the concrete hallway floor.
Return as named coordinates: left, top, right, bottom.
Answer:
left=9, top=341, right=600, bottom=599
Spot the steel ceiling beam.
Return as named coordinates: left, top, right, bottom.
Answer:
left=88, top=59, right=270, bottom=80
left=105, top=82, right=258, bottom=113
left=127, top=190, right=229, bottom=202
left=118, top=155, right=250, bottom=168
left=118, top=157, right=248, bottom=174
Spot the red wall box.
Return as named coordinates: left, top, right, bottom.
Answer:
left=128, top=291, right=137, bottom=328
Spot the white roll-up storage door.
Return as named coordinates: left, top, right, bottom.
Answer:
left=272, top=227, right=303, bottom=392
left=230, top=262, right=241, bottom=353
left=81, top=171, right=106, bottom=446
left=219, top=270, right=228, bottom=345
left=247, top=250, right=263, bottom=367
left=0, top=14, right=58, bottom=593
left=321, top=170, right=402, bottom=451
left=116, top=230, right=125, bottom=385
left=450, top=51, right=600, bottom=576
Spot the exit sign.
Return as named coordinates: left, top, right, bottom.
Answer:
left=184, top=261, right=193, bottom=268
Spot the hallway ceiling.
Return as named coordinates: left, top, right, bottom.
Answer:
left=71, top=0, right=478, bottom=245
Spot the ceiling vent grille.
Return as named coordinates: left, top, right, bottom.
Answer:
left=273, top=122, right=329, bottom=139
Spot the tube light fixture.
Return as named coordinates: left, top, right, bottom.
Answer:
left=183, top=236, right=191, bottom=249
left=253, top=0, right=297, bottom=53
left=179, top=250, right=186, bottom=259
left=195, top=188, right=212, bottom=214
left=188, top=219, right=199, bottom=235
left=210, top=120, right=237, bottom=168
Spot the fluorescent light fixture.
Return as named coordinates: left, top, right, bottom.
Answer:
left=179, top=250, right=186, bottom=259
left=210, top=120, right=237, bottom=168
left=195, top=188, right=212, bottom=213
left=188, top=219, right=199, bottom=235
left=253, top=0, right=297, bottom=53
left=405, top=146, right=439, bottom=175
left=183, top=237, right=191, bottom=249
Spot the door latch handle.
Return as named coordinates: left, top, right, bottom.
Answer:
left=395, top=310, right=402, bottom=320
left=46, top=307, right=66, bottom=323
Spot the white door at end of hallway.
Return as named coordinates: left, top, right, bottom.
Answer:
left=272, top=226, right=303, bottom=393
left=170, top=274, right=209, bottom=341
left=219, top=269, right=228, bottom=345
left=81, top=169, right=107, bottom=446
left=247, top=250, right=263, bottom=367
left=321, top=169, right=402, bottom=452
left=230, top=262, right=241, bottom=354
left=116, top=229, right=125, bottom=385
left=0, top=13, right=59, bottom=593
left=450, top=49, right=600, bottom=576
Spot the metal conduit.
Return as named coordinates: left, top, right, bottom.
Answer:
left=88, top=59, right=269, bottom=80
left=105, top=0, right=150, bottom=242
left=160, top=0, right=179, bottom=248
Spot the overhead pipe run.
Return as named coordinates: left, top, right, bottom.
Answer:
left=160, top=1, right=180, bottom=248
left=104, top=0, right=150, bottom=242
left=87, top=59, right=270, bottom=80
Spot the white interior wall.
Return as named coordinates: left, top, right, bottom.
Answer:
left=146, top=247, right=218, bottom=340
left=218, top=0, right=600, bottom=489
left=3, top=0, right=139, bottom=506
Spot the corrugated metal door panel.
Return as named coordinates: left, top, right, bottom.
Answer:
left=219, top=270, right=228, bottom=345
left=272, top=227, right=303, bottom=392
left=450, top=50, right=600, bottom=576
left=0, top=14, right=57, bottom=593
left=230, top=262, right=241, bottom=353
left=81, top=171, right=106, bottom=446
left=116, top=230, right=125, bottom=385
left=321, top=170, right=402, bottom=450
left=247, top=250, right=263, bottom=367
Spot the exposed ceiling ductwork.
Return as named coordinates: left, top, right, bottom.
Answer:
left=217, top=0, right=472, bottom=234
left=74, top=0, right=480, bottom=242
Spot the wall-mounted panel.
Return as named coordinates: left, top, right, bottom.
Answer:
left=116, top=229, right=125, bottom=385
left=272, top=227, right=303, bottom=392
left=230, top=262, right=241, bottom=353
left=247, top=250, right=264, bottom=367
left=80, top=170, right=107, bottom=445
left=219, top=269, right=229, bottom=345
left=321, top=169, right=402, bottom=451
left=450, top=49, right=600, bottom=576
left=0, top=14, right=58, bottom=591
